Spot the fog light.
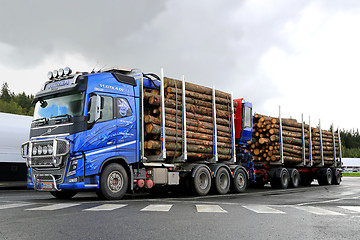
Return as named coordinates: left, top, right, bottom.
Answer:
left=53, top=70, right=59, bottom=78
left=64, top=67, right=72, bottom=75
left=58, top=68, right=64, bottom=77
left=47, top=71, right=53, bottom=79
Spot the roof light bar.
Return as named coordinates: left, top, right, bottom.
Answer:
left=47, top=67, right=73, bottom=80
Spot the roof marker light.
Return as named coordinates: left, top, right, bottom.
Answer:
left=53, top=70, right=59, bottom=78
left=58, top=68, right=64, bottom=77
left=47, top=71, right=53, bottom=79
left=64, top=67, right=72, bottom=75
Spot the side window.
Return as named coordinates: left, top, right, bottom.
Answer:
left=87, top=95, right=114, bottom=124
left=116, top=97, right=132, bottom=118
left=243, top=106, right=252, bottom=128
left=101, top=96, right=114, bottom=122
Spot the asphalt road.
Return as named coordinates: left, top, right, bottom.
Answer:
left=1, top=177, right=359, bottom=240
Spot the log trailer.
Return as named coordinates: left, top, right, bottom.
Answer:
left=21, top=67, right=342, bottom=200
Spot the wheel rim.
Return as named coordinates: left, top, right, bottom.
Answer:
left=327, top=170, right=332, bottom=183
left=107, top=170, right=124, bottom=193
left=281, top=172, right=288, bottom=186
left=236, top=172, right=245, bottom=189
left=198, top=171, right=209, bottom=190
left=219, top=172, right=229, bottom=189
left=293, top=172, right=299, bottom=186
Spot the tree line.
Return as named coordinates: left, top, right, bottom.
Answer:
left=0, top=82, right=359, bottom=157
left=340, top=129, right=360, bottom=158
left=0, top=82, right=34, bottom=116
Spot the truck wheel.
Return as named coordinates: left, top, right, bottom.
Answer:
left=318, top=168, right=333, bottom=186
left=288, top=169, right=300, bottom=188
left=332, top=169, right=341, bottom=185
left=193, top=166, right=211, bottom=196
left=231, top=169, right=247, bottom=193
left=99, top=163, right=128, bottom=200
left=270, top=168, right=289, bottom=189
left=214, top=167, right=230, bottom=195
left=50, top=190, right=77, bottom=199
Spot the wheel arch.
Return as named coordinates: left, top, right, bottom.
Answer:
left=208, top=163, right=232, bottom=179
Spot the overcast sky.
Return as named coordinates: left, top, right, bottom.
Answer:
left=0, top=0, right=359, bottom=130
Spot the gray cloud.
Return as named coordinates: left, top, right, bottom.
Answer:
left=0, top=0, right=359, bottom=116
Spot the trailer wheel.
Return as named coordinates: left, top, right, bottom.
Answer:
left=270, top=168, right=289, bottom=189
left=193, top=166, right=211, bottom=196
left=214, top=167, right=230, bottom=195
left=332, top=169, right=341, bottom=185
left=99, top=163, right=128, bottom=200
left=288, top=169, right=300, bottom=188
left=50, top=190, right=77, bottom=199
left=317, top=168, right=333, bottom=186
left=231, top=169, right=247, bottom=193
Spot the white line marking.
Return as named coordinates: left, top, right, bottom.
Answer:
left=84, top=204, right=127, bottom=211
left=338, top=206, right=360, bottom=213
left=294, top=206, right=345, bottom=215
left=0, top=202, right=34, bottom=210
left=243, top=205, right=285, bottom=214
left=26, top=203, right=80, bottom=211
left=140, top=204, right=173, bottom=212
left=196, top=205, right=227, bottom=213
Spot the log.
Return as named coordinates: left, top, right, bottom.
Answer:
left=164, top=107, right=231, bottom=126
left=164, top=77, right=231, bottom=100
left=146, top=140, right=232, bottom=155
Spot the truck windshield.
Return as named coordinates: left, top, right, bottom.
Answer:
left=33, top=92, right=85, bottom=121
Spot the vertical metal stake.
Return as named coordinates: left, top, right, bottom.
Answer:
left=319, top=119, right=324, bottom=167
left=230, top=92, right=236, bottom=163
left=308, top=116, right=313, bottom=166
left=160, top=68, right=166, bottom=160
left=279, top=106, right=284, bottom=164
left=212, top=86, right=218, bottom=162
left=182, top=75, right=187, bottom=161
left=301, top=113, right=306, bottom=166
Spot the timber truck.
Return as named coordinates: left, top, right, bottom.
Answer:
left=21, top=67, right=342, bottom=200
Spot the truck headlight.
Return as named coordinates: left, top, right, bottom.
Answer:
left=32, top=146, right=38, bottom=156
left=67, top=159, right=79, bottom=177
left=48, top=144, right=53, bottom=155
left=37, top=145, right=43, bottom=155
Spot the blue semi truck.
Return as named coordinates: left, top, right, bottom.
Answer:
left=21, top=67, right=341, bottom=200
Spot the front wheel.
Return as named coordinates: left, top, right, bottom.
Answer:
left=99, top=163, right=128, bottom=200
left=50, top=190, right=77, bottom=199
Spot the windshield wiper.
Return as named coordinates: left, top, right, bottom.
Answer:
left=32, top=117, right=49, bottom=126
left=50, top=114, right=72, bottom=123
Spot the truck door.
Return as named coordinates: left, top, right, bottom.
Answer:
left=83, top=93, right=118, bottom=176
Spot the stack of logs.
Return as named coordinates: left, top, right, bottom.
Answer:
left=248, top=113, right=340, bottom=166
left=143, top=77, right=236, bottom=162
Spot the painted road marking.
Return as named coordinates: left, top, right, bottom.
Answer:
left=338, top=206, right=360, bottom=213
left=26, top=203, right=80, bottom=211
left=294, top=206, right=345, bottom=215
left=140, top=204, right=173, bottom=212
left=243, top=205, right=286, bottom=214
left=84, top=204, right=128, bottom=211
left=0, top=202, right=34, bottom=210
left=196, top=205, right=227, bottom=213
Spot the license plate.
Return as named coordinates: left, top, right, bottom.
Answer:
left=40, top=182, right=53, bottom=189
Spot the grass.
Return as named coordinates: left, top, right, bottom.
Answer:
left=342, top=172, right=360, bottom=177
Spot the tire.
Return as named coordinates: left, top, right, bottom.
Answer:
left=318, top=168, right=333, bottom=186
left=270, top=168, right=289, bottom=189
left=50, top=190, right=77, bottom=199
left=332, top=168, right=341, bottom=185
left=214, top=167, right=231, bottom=195
left=231, top=169, right=247, bottom=193
left=99, top=163, right=128, bottom=200
left=288, top=169, right=301, bottom=188
left=192, top=166, right=211, bottom=196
